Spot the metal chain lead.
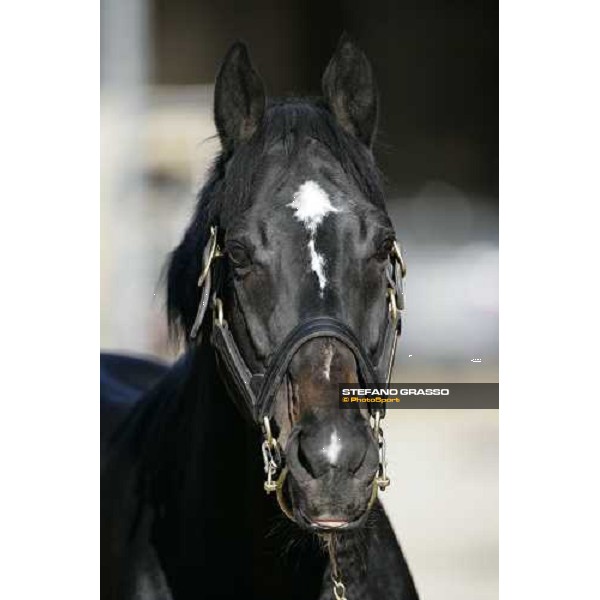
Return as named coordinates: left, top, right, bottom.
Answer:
left=261, top=417, right=281, bottom=493
left=327, top=535, right=349, bottom=600
left=373, top=410, right=391, bottom=490
left=332, top=576, right=347, bottom=600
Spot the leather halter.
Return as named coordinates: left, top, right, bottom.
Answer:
left=190, top=226, right=406, bottom=426
left=190, top=225, right=405, bottom=499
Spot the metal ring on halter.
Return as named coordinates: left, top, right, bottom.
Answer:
left=262, top=416, right=283, bottom=494
left=262, top=440, right=280, bottom=494
left=332, top=577, right=348, bottom=600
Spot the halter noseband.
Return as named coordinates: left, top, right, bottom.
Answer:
left=190, top=226, right=406, bottom=500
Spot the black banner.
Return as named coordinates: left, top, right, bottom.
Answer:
left=338, top=384, right=499, bottom=409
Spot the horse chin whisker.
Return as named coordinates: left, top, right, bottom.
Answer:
left=265, top=513, right=318, bottom=562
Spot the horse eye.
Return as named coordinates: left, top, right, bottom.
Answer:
left=374, top=238, right=394, bottom=261
left=226, top=242, right=252, bottom=269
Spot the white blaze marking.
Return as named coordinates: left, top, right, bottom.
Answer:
left=308, top=240, right=327, bottom=292
left=288, top=180, right=339, bottom=294
left=323, top=429, right=342, bottom=465
left=322, top=343, right=334, bottom=381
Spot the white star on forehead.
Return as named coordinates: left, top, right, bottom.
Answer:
left=287, top=180, right=340, bottom=294
left=288, top=180, right=340, bottom=233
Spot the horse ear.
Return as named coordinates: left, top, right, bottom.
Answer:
left=322, top=34, right=378, bottom=147
left=214, top=42, right=266, bottom=151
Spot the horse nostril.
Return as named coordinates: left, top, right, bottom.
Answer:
left=287, top=419, right=377, bottom=483
left=297, top=440, right=317, bottom=478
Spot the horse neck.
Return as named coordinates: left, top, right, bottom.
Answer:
left=151, top=341, right=264, bottom=537
left=147, top=342, right=327, bottom=598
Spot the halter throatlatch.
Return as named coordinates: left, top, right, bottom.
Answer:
left=189, top=225, right=406, bottom=504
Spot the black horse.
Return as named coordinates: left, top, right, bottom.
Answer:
left=101, top=36, right=419, bottom=600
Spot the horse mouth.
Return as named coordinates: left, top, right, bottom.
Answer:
left=296, top=506, right=372, bottom=532
left=283, top=480, right=375, bottom=532
left=311, top=519, right=349, bottom=529
left=307, top=518, right=351, bottom=532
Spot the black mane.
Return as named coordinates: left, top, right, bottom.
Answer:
left=166, top=98, right=386, bottom=341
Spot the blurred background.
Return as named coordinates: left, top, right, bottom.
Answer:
left=101, top=1, right=498, bottom=599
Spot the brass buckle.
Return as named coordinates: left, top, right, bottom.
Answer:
left=212, top=296, right=224, bottom=326
left=197, top=226, right=219, bottom=288
left=190, top=226, right=222, bottom=340
left=387, top=287, right=398, bottom=322
left=392, top=240, right=406, bottom=278
left=389, top=240, right=406, bottom=313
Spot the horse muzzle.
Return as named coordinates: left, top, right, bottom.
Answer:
left=281, top=402, right=380, bottom=531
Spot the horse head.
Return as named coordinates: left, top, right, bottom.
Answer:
left=167, top=36, right=405, bottom=533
